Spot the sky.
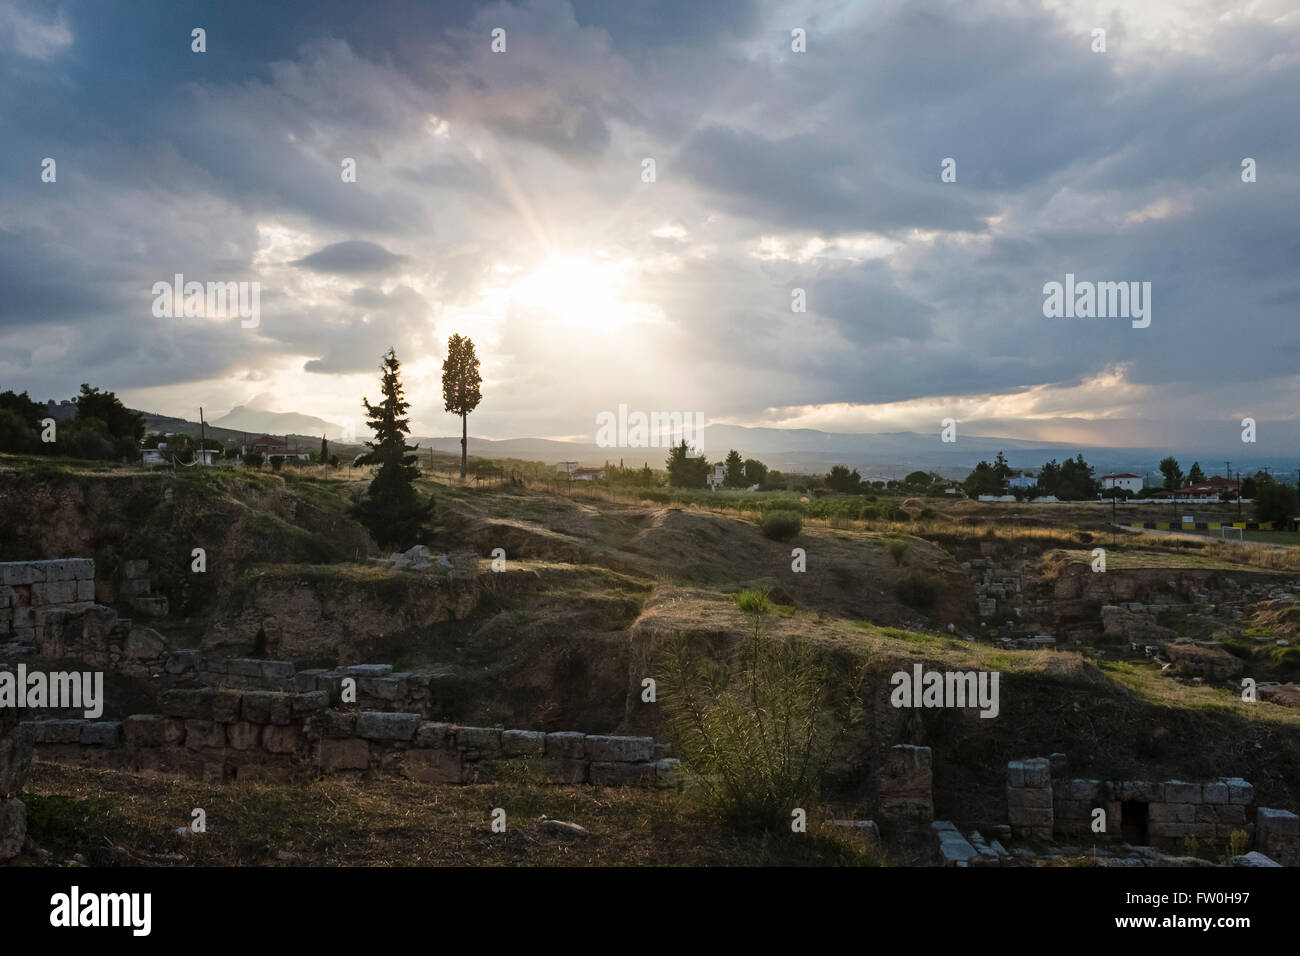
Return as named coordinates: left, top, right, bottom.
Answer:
left=0, top=0, right=1297, bottom=451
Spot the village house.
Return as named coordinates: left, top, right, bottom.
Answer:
left=1100, top=473, right=1144, bottom=494
left=243, top=434, right=310, bottom=464
left=706, top=463, right=726, bottom=489
left=1006, top=471, right=1037, bottom=490
left=570, top=467, right=606, bottom=481
left=1149, top=476, right=1240, bottom=502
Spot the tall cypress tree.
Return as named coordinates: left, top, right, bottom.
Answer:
left=353, top=348, right=432, bottom=549
left=441, top=334, right=482, bottom=480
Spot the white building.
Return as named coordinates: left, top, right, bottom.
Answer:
left=706, top=463, right=726, bottom=489
left=1100, top=473, right=1144, bottom=494
left=1007, top=473, right=1036, bottom=490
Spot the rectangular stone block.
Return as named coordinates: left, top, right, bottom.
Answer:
left=1149, top=802, right=1196, bottom=824
left=227, top=722, right=260, bottom=751
left=210, top=690, right=243, bottom=724
left=292, top=690, right=328, bottom=713
left=161, top=688, right=213, bottom=720
left=343, top=664, right=392, bottom=676
left=542, top=756, right=589, bottom=784
left=501, top=730, right=546, bottom=756
left=262, top=724, right=301, bottom=754
left=1020, top=758, right=1051, bottom=788
left=259, top=660, right=295, bottom=679
left=32, top=581, right=78, bottom=605
left=1007, top=786, right=1054, bottom=810
left=75, top=580, right=95, bottom=602
left=359, top=674, right=410, bottom=701
left=654, top=757, right=683, bottom=789
left=79, top=722, right=121, bottom=747
left=165, top=650, right=200, bottom=675
left=294, top=669, right=326, bottom=692
left=184, top=719, right=225, bottom=751
left=545, top=731, right=586, bottom=759
left=584, top=735, right=654, bottom=763
left=356, top=711, right=419, bottom=742
left=1163, top=781, right=1202, bottom=804
left=0, top=585, right=12, bottom=608
left=1069, top=779, right=1101, bottom=801
left=414, top=721, right=453, bottom=748
left=1256, top=807, right=1300, bottom=840
left=1, top=564, right=41, bottom=587
left=1202, top=782, right=1229, bottom=805
left=35, top=719, right=84, bottom=744
left=241, top=691, right=275, bottom=724
left=323, top=711, right=355, bottom=738
left=319, top=737, right=370, bottom=771
left=1225, top=778, right=1254, bottom=805
left=227, top=659, right=264, bottom=677
left=455, top=726, right=502, bottom=753
left=163, top=718, right=185, bottom=745
left=401, top=747, right=462, bottom=784
left=67, top=559, right=94, bottom=580
left=589, top=760, right=656, bottom=787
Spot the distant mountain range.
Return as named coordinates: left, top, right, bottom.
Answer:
left=132, top=405, right=1300, bottom=481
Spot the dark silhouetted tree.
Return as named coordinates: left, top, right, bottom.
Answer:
left=441, top=334, right=482, bottom=480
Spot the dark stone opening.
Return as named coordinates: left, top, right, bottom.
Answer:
left=1121, top=800, right=1149, bottom=844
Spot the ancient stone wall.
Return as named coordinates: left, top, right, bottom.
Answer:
left=876, top=744, right=933, bottom=822
left=26, top=684, right=679, bottom=789
left=0, top=559, right=96, bottom=647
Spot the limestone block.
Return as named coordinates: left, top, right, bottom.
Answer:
left=455, top=726, right=503, bottom=753
left=589, top=761, right=656, bottom=787
left=542, top=757, right=588, bottom=784
left=413, top=721, right=453, bottom=748
left=79, top=722, right=121, bottom=747
left=545, top=731, right=586, bottom=759
left=355, top=711, right=419, bottom=741
left=401, top=747, right=461, bottom=784
left=227, top=721, right=260, bottom=751
left=0, top=798, right=25, bottom=861
left=319, top=737, right=370, bottom=771
left=184, top=719, right=225, bottom=751
left=501, top=730, right=546, bottom=756
left=262, top=724, right=301, bottom=755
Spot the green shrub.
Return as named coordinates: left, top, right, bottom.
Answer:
left=886, top=539, right=908, bottom=566
left=762, top=510, right=802, bottom=540
left=734, top=588, right=772, bottom=614
left=896, top=572, right=938, bottom=609
left=660, top=609, right=865, bottom=831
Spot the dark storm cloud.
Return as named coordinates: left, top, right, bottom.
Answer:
left=293, top=241, right=410, bottom=275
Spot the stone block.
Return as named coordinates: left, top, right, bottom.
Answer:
left=165, top=650, right=200, bottom=675
left=292, top=690, right=328, bottom=714
left=542, top=757, right=588, bottom=784
left=0, top=586, right=11, bottom=608
left=262, top=724, right=301, bottom=755
left=1021, top=758, right=1051, bottom=788
left=1256, top=807, right=1300, bottom=840
left=1233, top=851, right=1281, bottom=867
left=1163, top=781, right=1202, bottom=804
left=124, top=627, right=167, bottom=660
left=32, top=581, right=78, bottom=605
left=359, top=674, right=409, bottom=701
left=455, top=726, right=502, bottom=753
left=67, top=559, right=94, bottom=580
left=1005, top=761, right=1025, bottom=788
left=35, top=720, right=84, bottom=744
left=210, top=690, right=243, bottom=724
left=1, top=564, right=40, bottom=586
left=0, top=726, right=35, bottom=793
left=0, top=798, right=26, bottom=861
left=401, top=747, right=461, bottom=784
left=75, top=580, right=95, bottom=602
left=1224, top=778, right=1254, bottom=805
left=294, top=669, right=326, bottom=692
left=356, top=711, right=419, bottom=741
left=161, top=688, right=213, bottom=720
left=1202, top=782, right=1229, bottom=805
left=1007, top=786, right=1054, bottom=810
left=323, top=711, right=355, bottom=738
left=414, top=722, right=453, bottom=748
left=79, top=722, right=121, bottom=747
left=319, top=737, right=370, bottom=771
left=589, top=761, right=656, bottom=787
left=228, top=659, right=264, bottom=678
left=501, top=730, right=546, bottom=756
left=241, top=691, right=275, bottom=724
left=1149, top=802, right=1196, bottom=825
left=343, top=664, right=391, bottom=676
left=259, top=660, right=295, bottom=679
left=227, top=722, right=260, bottom=751
left=1069, top=779, right=1101, bottom=801
left=584, top=735, right=654, bottom=763
left=545, top=731, right=586, bottom=759
left=267, top=694, right=292, bottom=726
left=162, top=718, right=185, bottom=745
left=184, top=720, right=225, bottom=751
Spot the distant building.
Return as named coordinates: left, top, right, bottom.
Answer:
left=570, top=468, right=606, bottom=481
left=141, top=448, right=168, bottom=466
left=1007, top=472, right=1037, bottom=490
left=1100, top=473, right=1144, bottom=494
left=244, top=435, right=309, bottom=464
left=1149, top=476, right=1240, bottom=502
left=706, top=463, right=726, bottom=489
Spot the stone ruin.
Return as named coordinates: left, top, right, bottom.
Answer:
left=872, top=742, right=1299, bottom=867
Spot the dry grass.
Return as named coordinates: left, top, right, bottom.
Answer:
left=18, top=763, right=883, bottom=867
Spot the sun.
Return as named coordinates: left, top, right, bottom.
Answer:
left=510, top=255, right=634, bottom=330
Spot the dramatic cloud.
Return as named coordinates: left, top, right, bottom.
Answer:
left=0, top=0, right=1295, bottom=456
